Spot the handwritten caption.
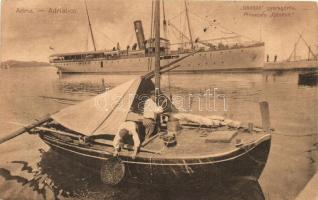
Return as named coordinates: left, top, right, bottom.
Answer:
left=241, top=5, right=296, bottom=18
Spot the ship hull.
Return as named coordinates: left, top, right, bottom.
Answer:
left=54, top=45, right=264, bottom=74
left=40, top=133, right=271, bottom=187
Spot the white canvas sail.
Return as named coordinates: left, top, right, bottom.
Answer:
left=51, top=78, right=142, bottom=136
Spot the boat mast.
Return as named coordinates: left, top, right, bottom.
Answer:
left=84, top=0, right=96, bottom=51
left=154, top=0, right=161, bottom=94
left=184, top=0, right=194, bottom=50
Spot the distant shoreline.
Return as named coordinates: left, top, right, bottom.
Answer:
left=2, top=65, right=52, bottom=68
left=1, top=60, right=51, bottom=68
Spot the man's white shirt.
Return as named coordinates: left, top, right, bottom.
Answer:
left=143, top=98, right=163, bottom=119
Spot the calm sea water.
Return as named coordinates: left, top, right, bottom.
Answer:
left=0, top=67, right=317, bottom=200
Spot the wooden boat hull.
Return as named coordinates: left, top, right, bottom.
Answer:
left=39, top=133, right=271, bottom=187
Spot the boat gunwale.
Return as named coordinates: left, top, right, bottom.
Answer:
left=40, top=133, right=271, bottom=166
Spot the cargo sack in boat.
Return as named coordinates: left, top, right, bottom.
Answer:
left=171, top=112, right=242, bottom=128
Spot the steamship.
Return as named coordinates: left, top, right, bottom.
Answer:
left=49, top=1, right=265, bottom=74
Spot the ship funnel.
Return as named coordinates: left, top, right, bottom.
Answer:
left=134, top=20, right=145, bottom=50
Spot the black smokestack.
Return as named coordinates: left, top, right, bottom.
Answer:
left=134, top=20, right=145, bottom=50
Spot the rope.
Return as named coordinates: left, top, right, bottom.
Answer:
left=188, top=11, right=257, bottom=43
left=169, top=27, right=181, bottom=42
left=95, top=29, right=116, bottom=47
left=85, top=26, right=89, bottom=51
left=167, top=10, right=185, bottom=22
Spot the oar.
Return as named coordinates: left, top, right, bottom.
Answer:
left=0, top=114, right=54, bottom=144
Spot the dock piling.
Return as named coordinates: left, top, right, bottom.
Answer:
left=259, top=101, right=271, bottom=133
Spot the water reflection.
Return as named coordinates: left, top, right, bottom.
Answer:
left=263, top=69, right=318, bottom=87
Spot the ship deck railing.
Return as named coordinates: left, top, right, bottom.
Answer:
left=50, top=41, right=264, bottom=63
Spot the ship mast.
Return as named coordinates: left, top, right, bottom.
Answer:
left=184, top=0, right=194, bottom=50
left=154, top=0, right=161, bottom=94
left=84, top=0, right=96, bottom=51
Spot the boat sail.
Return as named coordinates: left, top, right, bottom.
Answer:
left=51, top=78, right=142, bottom=136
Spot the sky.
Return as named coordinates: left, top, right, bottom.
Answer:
left=1, top=0, right=317, bottom=62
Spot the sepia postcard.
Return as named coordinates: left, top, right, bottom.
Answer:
left=0, top=0, right=317, bottom=199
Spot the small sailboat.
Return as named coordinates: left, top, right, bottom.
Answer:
left=0, top=0, right=271, bottom=187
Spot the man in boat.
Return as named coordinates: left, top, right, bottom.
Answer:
left=113, top=121, right=140, bottom=159
left=143, top=90, right=164, bottom=139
